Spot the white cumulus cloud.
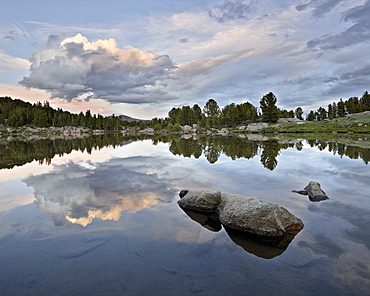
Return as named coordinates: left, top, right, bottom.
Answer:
left=19, top=33, right=177, bottom=104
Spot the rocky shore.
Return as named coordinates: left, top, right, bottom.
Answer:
left=0, top=126, right=105, bottom=141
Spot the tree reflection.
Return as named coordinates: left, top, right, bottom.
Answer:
left=163, top=135, right=370, bottom=169
left=309, top=139, right=370, bottom=164
left=260, top=142, right=281, bottom=170
left=147, top=134, right=363, bottom=167
left=1, top=134, right=369, bottom=170
left=164, top=135, right=295, bottom=169
left=0, top=134, right=129, bottom=169
left=169, top=138, right=203, bottom=159
left=204, top=142, right=221, bottom=164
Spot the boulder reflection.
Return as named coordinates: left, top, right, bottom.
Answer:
left=224, top=227, right=298, bottom=259
left=182, top=209, right=222, bottom=232
left=180, top=208, right=299, bottom=259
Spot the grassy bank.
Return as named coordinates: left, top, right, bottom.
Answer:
left=273, top=132, right=370, bottom=148
left=261, top=112, right=370, bottom=134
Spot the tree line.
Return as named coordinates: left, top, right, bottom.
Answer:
left=0, top=96, right=124, bottom=130
left=150, top=93, right=294, bottom=130
left=151, top=90, right=370, bottom=129
left=305, top=91, right=370, bottom=121
left=1, top=90, right=369, bottom=131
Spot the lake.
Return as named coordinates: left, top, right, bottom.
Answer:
left=0, top=134, right=369, bottom=295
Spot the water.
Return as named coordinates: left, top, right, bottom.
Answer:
left=0, top=135, right=369, bottom=295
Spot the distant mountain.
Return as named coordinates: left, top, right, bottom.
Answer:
left=116, top=115, right=150, bottom=122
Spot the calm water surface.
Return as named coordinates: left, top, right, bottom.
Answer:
left=0, top=136, right=369, bottom=295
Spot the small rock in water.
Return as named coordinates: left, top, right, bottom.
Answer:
left=292, top=181, right=329, bottom=202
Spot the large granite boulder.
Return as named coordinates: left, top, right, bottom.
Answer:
left=182, top=125, right=193, bottom=133
left=178, top=190, right=303, bottom=237
left=277, top=118, right=304, bottom=123
left=219, top=194, right=303, bottom=236
left=246, top=123, right=269, bottom=131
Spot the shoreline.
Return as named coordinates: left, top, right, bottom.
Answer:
left=1, top=111, right=369, bottom=148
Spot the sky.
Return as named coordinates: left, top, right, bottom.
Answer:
left=0, top=0, right=369, bottom=119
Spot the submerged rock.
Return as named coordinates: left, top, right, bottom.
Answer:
left=293, top=181, right=329, bottom=202
left=178, top=190, right=303, bottom=237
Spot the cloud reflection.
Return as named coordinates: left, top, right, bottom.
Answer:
left=308, top=201, right=370, bottom=250
left=298, top=234, right=344, bottom=258
left=24, top=157, right=177, bottom=226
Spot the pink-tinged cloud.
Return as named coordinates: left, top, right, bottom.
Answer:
left=19, top=34, right=177, bottom=104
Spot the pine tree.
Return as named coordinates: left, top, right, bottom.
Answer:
left=360, top=91, right=370, bottom=110
left=316, top=107, right=327, bottom=121
left=306, top=111, right=315, bottom=121
left=203, top=99, right=220, bottom=117
left=332, top=102, right=338, bottom=118
left=203, top=99, right=221, bottom=127
left=337, top=99, right=346, bottom=117
left=192, top=104, right=202, bottom=122
left=295, top=107, right=304, bottom=120
left=260, top=92, right=279, bottom=123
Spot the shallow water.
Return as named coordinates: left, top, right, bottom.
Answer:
left=0, top=136, right=369, bottom=295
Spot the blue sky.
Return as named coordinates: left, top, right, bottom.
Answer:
left=1, top=0, right=369, bottom=119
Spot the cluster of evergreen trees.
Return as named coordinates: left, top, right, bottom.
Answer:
left=305, top=91, right=370, bottom=121
left=1, top=90, right=369, bottom=131
left=157, top=90, right=370, bottom=128
left=167, top=99, right=258, bottom=127
left=0, top=96, right=123, bottom=130
left=150, top=92, right=297, bottom=129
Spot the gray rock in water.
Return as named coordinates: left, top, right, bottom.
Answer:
left=219, top=194, right=303, bottom=236
left=178, top=190, right=222, bottom=212
left=305, top=181, right=329, bottom=201
left=293, top=181, right=329, bottom=201
left=178, top=190, right=304, bottom=237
